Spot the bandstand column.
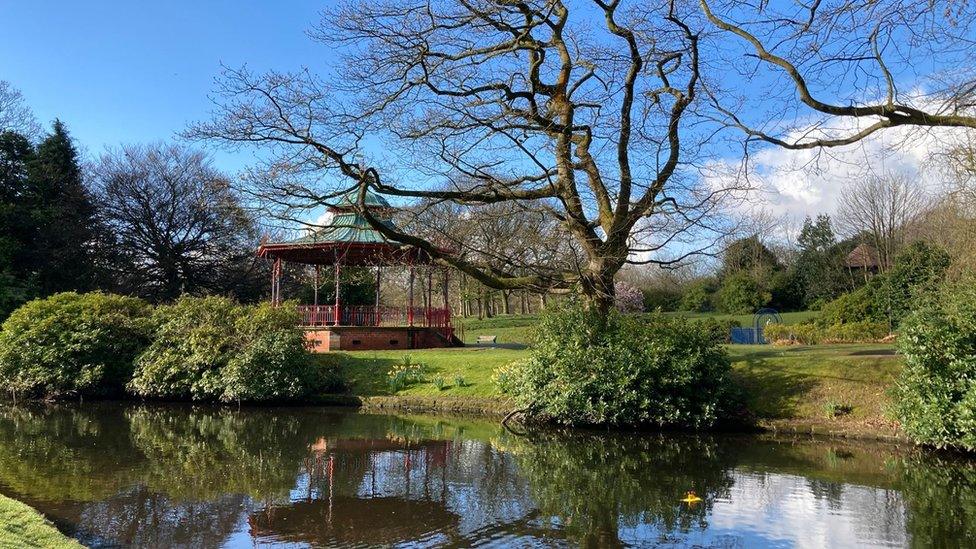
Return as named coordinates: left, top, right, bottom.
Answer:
left=408, top=265, right=415, bottom=327
left=426, top=267, right=433, bottom=327
left=313, top=265, right=320, bottom=306
left=374, top=264, right=381, bottom=326
left=334, top=263, right=341, bottom=326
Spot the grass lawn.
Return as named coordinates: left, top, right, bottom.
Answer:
left=0, top=494, right=82, bottom=549
left=316, top=347, right=522, bottom=398
left=324, top=314, right=905, bottom=437
left=728, top=343, right=903, bottom=435
left=458, top=310, right=819, bottom=346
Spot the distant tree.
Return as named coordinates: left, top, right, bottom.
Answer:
left=28, top=120, right=101, bottom=294
left=0, top=81, right=40, bottom=138
left=92, top=144, right=263, bottom=302
left=793, top=215, right=851, bottom=308
left=0, top=131, right=38, bottom=317
left=720, top=236, right=781, bottom=278
left=717, top=272, right=770, bottom=314
left=837, top=173, right=927, bottom=273
left=680, top=279, right=715, bottom=313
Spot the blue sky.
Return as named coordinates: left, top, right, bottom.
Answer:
left=1, top=1, right=330, bottom=171
left=1, top=1, right=960, bottom=227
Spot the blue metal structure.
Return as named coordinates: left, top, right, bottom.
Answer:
left=729, top=308, right=783, bottom=344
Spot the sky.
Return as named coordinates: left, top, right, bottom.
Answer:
left=0, top=1, right=330, bottom=172
left=0, top=1, right=959, bottom=230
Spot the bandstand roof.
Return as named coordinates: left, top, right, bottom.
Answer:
left=257, top=192, right=436, bottom=266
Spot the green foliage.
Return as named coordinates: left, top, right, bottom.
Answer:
left=0, top=292, right=152, bottom=399
left=129, top=296, right=315, bottom=402
left=763, top=322, right=823, bottom=345
left=717, top=271, right=770, bottom=314
left=0, top=130, right=40, bottom=318
left=882, top=241, right=951, bottom=328
left=816, top=277, right=884, bottom=326
left=816, top=242, right=950, bottom=330
left=454, top=375, right=466, bottom=388
left=822, top=321, right=889, bottom=343
left=764, top=320, right=887, bottom=345
left=496, top=304, right=735, bottom=428
left=894, top=281, right=976, bottom=450
left=28, top=121, right=100, bottom=295
left=721, top=235, right=781, bottom=276
left=433, top=377, right=446, bottom=391
left=679, top=280, right=714, bottom=312
left=641, top=286, right=682, bottom=312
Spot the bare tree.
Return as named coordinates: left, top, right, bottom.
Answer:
left=698, top=0, right=976, bottom=150
left=0, top=81, right=41, bottom=137
left=91, top=144, right=263, bottom=301
left=189, top=1, right=739, bottom=313
left=836, top=172, right=927, bottom=271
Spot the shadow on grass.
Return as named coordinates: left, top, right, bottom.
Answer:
left=732, top=356, right=819, bottom=420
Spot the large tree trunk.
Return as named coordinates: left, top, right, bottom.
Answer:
left=580, top=267, right=617, bottom=316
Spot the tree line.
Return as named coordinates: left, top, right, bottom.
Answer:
left=0, top=82, right=265, bottom=318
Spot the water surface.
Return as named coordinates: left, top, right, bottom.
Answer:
left=0, top=403, right=974, bottom=547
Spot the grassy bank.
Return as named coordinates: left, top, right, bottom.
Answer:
left=728, top=344, right=903, bottom=439
left=320, top=337, right=904, bottom=437
left=0, top=494, right=82, bottom=548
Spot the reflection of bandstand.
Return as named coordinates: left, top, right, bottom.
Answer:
left=248, top=437, right=458, bottom=546
left=257, top=192, right=462, bottom=351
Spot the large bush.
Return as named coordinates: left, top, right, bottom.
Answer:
left=0, top=292, right=152, bottom=399
left=496, top=304, right=735, bottom=428
left=129, top=296, right=315, bottom=402
left=894, top=281, right=976, bottom=450
left=717, top=272, right=770, bottom=314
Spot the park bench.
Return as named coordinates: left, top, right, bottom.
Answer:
left=476, top=335, right=497, bottom=344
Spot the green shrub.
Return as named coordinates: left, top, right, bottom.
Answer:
left=679, top=280, right=714, bottom=312
left=816, top=279, right=883, bottom=326
left=496, top=304, right=734, bottom=428
left=894, top=281, right=976, bottom=450
left=129, top=297, right=314, bottom=402
left=762, top=322, right=822, bottom=345
left=883, top=242, right=950, bottom=328
left=717, top=272, right=770, bottom=314
left=822, top=321, right=889, bottom=343
left=0, top=292, right=152, bottom=399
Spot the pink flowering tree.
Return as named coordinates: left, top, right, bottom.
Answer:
left=614, top=281, right=645, bottom=313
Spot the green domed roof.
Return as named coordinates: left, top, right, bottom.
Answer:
left=331, top=190, right=392, bottom=211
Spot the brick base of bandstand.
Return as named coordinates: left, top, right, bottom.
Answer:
left=303, top=326, right=459, bottom=352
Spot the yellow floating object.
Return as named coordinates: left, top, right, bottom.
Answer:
left=681, top=491, right=702, bottom=504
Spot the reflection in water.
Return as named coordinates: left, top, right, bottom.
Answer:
left=0, top=403, right=973, bottom=547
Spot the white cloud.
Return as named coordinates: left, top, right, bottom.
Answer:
left=706, top=117, right=969, bottom=223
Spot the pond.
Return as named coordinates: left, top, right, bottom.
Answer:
left=0, top=404, right=974, bottom=547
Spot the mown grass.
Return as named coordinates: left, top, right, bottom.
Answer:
left=318, top=339, right=902, bottom=432
left=316, top=347, right=523, bottom=398
left=0, top=493, right=82, bottom=549
left=728, top=343, right=903, bottom=434
left=458, top=310, right=819, bottom=346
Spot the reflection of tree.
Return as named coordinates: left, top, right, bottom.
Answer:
left=898, top=454, right=976, bottom=547
left=0, top=405, right=144, bottom=501
left=501, top=432, right=737, bottom=547
left=126, top=406, right=307, bottom=501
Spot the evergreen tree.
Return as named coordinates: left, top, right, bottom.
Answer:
left=27, top=120, right=100, bottom=294
left=0, top=130, right=38, bottom=316
left=793, top=215, right=850, bottom=308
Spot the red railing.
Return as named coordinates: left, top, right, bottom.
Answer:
left=297, top=305, right=452, bottom=329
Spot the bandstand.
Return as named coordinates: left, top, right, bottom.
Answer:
left=257, top=192, right=461, bottom=352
